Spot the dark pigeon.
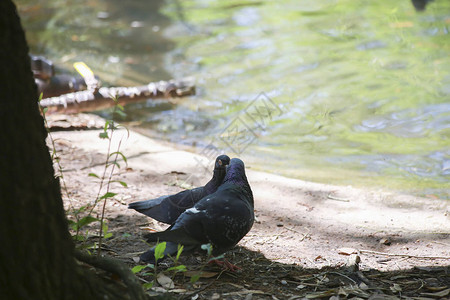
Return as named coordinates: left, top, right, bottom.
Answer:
left=128, top=155, right=230, bottom=225
left=411, top=0, right=433, bottom=11
left=140, top=158, right=254, bottom=263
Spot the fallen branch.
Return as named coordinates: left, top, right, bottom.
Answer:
left=360, top=249, right=450, bottom=260
left=40, top=78, right=195, bottom=114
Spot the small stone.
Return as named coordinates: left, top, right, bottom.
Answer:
left=379, top=238, right=391, bottom=245
left=211, top=293, right=220, bottom=300
left=346, top=254, right=361, bottom=272
left=281, top=280, right=287, bottom=285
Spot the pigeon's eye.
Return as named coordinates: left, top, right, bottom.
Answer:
left=218, top=160, right=223, bottom=166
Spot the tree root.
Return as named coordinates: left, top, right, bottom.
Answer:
left=74, top=250, right=151, bottom=300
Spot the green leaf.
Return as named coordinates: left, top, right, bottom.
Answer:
left=190, top=274, right=200, bottom=284
left=99, top=192, right=117, bottom=200
left=99, top=132, right=109, bottom=139
left=176, top=244, right=184, bottom=261
left=104, top=120, right=110, bottom=130
left=115, top=109, right=127, bottom=118
left=131, top=265, right=147, bottom=274
left=77, top=216, right=99, bottom=229
left=107, top=161, right=121, bottom=168
left=117, top=181, right=128, bottom=187
left=101, top=224, right=112, bottom=239
left=67, top=219, right=77, bottom=230
left=142, top=282, right=154, bottom=290
left=102, top=223, right=110, bottom=238
left=72, top=234, right=86, bottom=242
left=111, top=180, right=128, bottom=187
left=75, top=205, right=87, bottom=214
left=109, top=151, right=127, bottom=163
left=43, top=107, right=48, bottom=114
left=167, top=265, right=187, bottom=273
left=154, top=242, right=166, bottom=262
left=208, top=254, right=224, bottom=262
left=38, top=93, right=43, bottom=102
left=88, top=173, right=100, bottom=179
left=201, top=243, right=213, bottom=256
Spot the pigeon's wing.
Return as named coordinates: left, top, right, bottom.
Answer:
left=129, top=155, right=230, bottom=225
left=145, top=186, right=254, bottom=255
left=194, top=187, right=254, bottom=255
left=129, top=187, right=205, bottom=224
left=139, top=157, right=253, bottom=263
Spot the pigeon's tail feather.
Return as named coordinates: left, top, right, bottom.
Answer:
left=145, top=228, right=201, bottom=246
left=129, top=196, right=167, bottom=210
left=128, top=196, right=170, bottom=221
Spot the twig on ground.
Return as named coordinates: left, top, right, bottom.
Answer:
left=327, top=194, right=350, bottom=202
left=360, top=249, right=450, bottom=260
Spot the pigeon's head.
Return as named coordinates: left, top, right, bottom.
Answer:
left=223, top=158, right=247, bottom=182
left=215, top=155, right=230, bottom=169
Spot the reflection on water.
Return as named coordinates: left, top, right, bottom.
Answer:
left=17, top=0, right=450, bottom=198
left=17, top=0, right=174, bottom=85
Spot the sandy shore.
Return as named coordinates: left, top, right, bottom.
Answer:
left=49, top=126, right=450, bottom=271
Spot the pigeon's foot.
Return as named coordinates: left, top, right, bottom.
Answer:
left=209, top=259, right=241, bottom=272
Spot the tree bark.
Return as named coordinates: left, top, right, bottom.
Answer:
left=0, top=1, right=150, bottom=299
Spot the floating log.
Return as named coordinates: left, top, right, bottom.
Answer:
left=39, top=78, right=195, bottom=114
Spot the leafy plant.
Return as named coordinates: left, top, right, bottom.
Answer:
left=39, top=94, right=129, bottom=253
left=132, top=242, right=190, bottom=290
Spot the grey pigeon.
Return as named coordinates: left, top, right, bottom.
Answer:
left=128, top=155, right=230, bottom=225
left=140, top=158, right=254, bottom=263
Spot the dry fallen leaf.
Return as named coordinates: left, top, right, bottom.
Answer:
left=421, top=288, right=450, bottom=298
left=157, top=272, right=175, bottom=289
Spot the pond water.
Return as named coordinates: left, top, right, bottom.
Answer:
left=17, top=0, right=450, bottom=199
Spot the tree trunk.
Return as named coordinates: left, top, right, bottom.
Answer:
left=0, top=1, right=148, bottom=299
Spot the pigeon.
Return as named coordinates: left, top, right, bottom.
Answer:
left=128, top=155, right=230, bottom=225
left=411, top=0, right=433, bottom=11
left=140, top=158, right=254, bottom=264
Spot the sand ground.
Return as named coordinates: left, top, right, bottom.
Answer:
left=44, top=114, right=450, bottom=298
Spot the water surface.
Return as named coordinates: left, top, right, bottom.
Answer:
left=17, top=0, right=450, bottom=198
